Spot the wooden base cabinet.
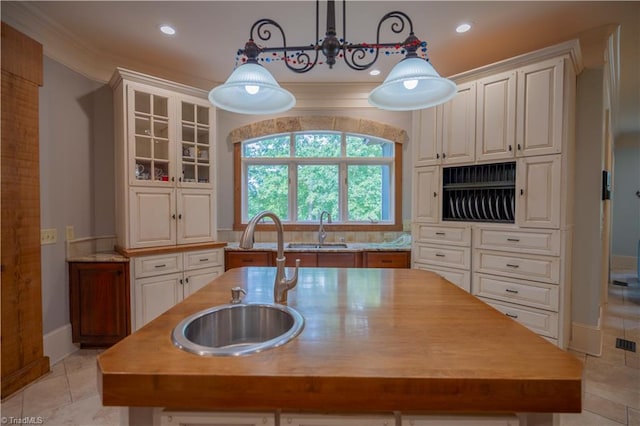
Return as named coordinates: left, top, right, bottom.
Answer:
left=69, top=262, right=131, bottom=347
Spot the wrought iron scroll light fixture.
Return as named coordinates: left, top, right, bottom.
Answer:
left=208, top=0, right=457, bottom=115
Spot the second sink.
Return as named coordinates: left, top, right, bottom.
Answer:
left=287, top=242, right=348, bottom=249
left=172, top=303, right=304, bottom=357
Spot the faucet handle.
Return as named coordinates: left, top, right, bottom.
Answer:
left=230, top=287, right=247, bottom=304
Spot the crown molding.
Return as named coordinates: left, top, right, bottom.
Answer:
left=1, top=2, right=217, bottom=89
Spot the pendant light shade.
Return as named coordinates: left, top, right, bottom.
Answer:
left=208, top=62, right=296, bottom=115
left=368, top=57, right=457, bottom=111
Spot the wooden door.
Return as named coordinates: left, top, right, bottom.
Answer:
left=1, top=23, right=50, bottom=398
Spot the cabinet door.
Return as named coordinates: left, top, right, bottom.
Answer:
left=317, top=252, right=360, bottom=268
left=178, top=98, right=214, bottom=189
left=177, top=189, right=215, bottom=244
left=441, top=82, right=476, bottom=164
left=516, top=155, right=561, bottom=229
left=516, top=57, right=564, bottom=157
left=69, top=262, right=130, bottom=346
left=225, top=251, right=272, bottom=270
left=184, top=266, right=224, bottom=297
left=413, top=166, right=440, bottom=223
left=413, top=263, right=471, bottom=293
left=127, top=84, right=175, bottom=186
left=413, top=107, right=442, bottom=166
left=476, top=70, right=517, bottom=162
left=364, top=251, right=410, bottom=268
left=129, top=187, right=176, bottom=248
left=134, top=273, right=182, bottom=330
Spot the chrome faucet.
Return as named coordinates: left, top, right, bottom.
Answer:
left=318, top=210, right=331, bottom=246
left=239, top=211, right=299, bottom=304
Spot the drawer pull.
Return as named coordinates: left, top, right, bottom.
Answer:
left=506, top=313, right=519, bottom=319
left=155, top=264, right=167, bottom=268
left=435, top=232, right=446, bottom=236
left=199, top=258, right=209, bottom=262
left=506, top=263, right=520, bottom=268
left=381, top=260, right=392, bottom=263
left=505, top=288, right=519, bottom=294
left=435, top=253, right=446, bottom=257
left=507, top=238, right=520, bottom=242
left=242, top=259, right=253, bottom=263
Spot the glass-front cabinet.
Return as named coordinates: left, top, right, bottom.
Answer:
left=128, top=86, right=213, bottom=190
left=112, top=68, right=216, bottom=249
left=179, top=101, right=211, bottom=185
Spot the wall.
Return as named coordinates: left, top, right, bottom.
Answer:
left=612, top=132, right=640, bottom=265
left=215, top=89, right=414, bottom=235
left=571, top=68, right=605, bottom=330
left=39, top=56, right=114, bottom=335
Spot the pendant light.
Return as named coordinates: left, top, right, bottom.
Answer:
left=209, top=1, right=456, bottom=114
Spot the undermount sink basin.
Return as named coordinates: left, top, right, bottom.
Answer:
left=172, top=303, right=304, bottom=356
left=287, top=242, right=349, bottom=249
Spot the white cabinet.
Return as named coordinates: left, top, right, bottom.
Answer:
left=412, top=83, right=475, bottom=167
left=132, top=248, right=224, bottom=330
left=402, top=415, right=519, bottom=426
left=412, top=223, right=472, bottom=292
left=160, top=411, right=275, bottom=426
left=112, top=68, right=217, bottom=249
left=475, top=70, right=517, bottom=162
left=413, top=166, right=440, bottom=223
left=516, top=154, right=561, bottom=229
left=441, top=82, right=476, bottom=164
left=516, top=57, right=564, bottom=157
left=281, top=413, right=395, bottom=426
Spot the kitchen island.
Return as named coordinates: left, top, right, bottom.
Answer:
left=97, top=267, right=583, bottom=425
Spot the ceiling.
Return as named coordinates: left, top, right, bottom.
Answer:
left=2, top=1, right=639, bottom=136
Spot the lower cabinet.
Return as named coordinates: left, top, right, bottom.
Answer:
left=132, top=248, right=224, bottom=331
left=69, top=261, right=131, bottom=347
left=157, top=411, right=520, bottom=426
left=225, top=250, right=409, bottom=270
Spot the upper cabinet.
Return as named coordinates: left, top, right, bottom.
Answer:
left=516, top=57, right=564, bottom=157
left=413, top=83, right=476, bottom=166
left=111, top=69, right=217, bottom=249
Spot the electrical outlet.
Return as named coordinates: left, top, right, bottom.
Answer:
left=41, top=228, right=57, bottom=245
left=402, top=219, right=412, bottom=232
left=66, top=225, right=75, bottom=241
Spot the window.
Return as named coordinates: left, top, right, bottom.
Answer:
left=235, top=131, right=402, bottom=230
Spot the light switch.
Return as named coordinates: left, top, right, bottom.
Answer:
left=41, top=228, right=57, bottom=245
left=66, top=225, right=75, bottom=241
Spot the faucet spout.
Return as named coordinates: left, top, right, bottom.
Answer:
left=318, top=210, right=332, bottom=246
left=240, top=211, right=299, bottom=304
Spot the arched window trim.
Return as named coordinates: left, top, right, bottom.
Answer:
left=231, top=116, right=405, bottom=232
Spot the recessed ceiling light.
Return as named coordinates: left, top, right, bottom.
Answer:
left=456, top=23, right=472, bottom=33
left=369, top=69, right=381, bottom=76
left=160, top=25, right=176, bottom=36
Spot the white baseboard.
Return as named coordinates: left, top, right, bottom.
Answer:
left=568, top=321, right=603, bottom=356
left=43, top=323, right=79, bottom=365
left=611, top=255, right=637, bottom=271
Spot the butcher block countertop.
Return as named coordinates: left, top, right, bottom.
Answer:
left=98, top=267, right=583, bottom=414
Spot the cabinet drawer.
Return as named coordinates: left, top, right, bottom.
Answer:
left=413, top=263, right=470, bottom=293
left=184, top=248, right=223, bottom=270
left=365, top=251, right=410, bottom=268
left=414, top=224, right=471, bottom=246
left=225, top=251, right=271, bottom=270
left=473, top=226, right=560, bottom=255
left=473, top=250, right=559, bottom=284
left=473, top=273, right=559, bottom=311
left=413, top=243, right=470, bottom=269
left=134, top=253, right=182, bottom=278
left=480, top=297, right=559, bottom=338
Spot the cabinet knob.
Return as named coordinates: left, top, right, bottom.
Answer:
left=508, top=145, right=512, bottom=151
left=433, top=192, right=437, bottom=197
left=517, top=144, right=522, bottom=151
left=178, top=214, right=182, bottom=220
left=171, top=177, right=175, bottom=182
left=442, top=152, right=447, bottom=159
left=520, top=189, right=524, bottom=196
left=436, top=153, right=440, bottom=159
left=172, top=214, right=176, bottom=220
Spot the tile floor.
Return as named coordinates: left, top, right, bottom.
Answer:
left=1, top=270, right=638, bottom=426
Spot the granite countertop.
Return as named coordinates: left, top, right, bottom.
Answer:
left=98, top=267, right=582, bottom=414
left=224, top=242, right=411, bottom=252
left=67, top=252, right=129, bottom=263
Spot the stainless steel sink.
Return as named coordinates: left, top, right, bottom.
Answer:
left=172, top=303, right=304, bottom=356
left=287, top=242, right=348, bottom=249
